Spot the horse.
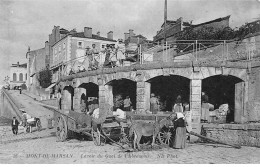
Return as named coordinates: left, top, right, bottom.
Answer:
left=129, top=117, right=173, bottom=150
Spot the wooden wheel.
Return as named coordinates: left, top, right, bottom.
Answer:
left=36, top=119, right=42, bottom=131
left=56, top=115, right=68, bottom=142
left=158, top=128, right=173, bottom=146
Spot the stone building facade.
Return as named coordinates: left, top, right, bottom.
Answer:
left=56, top=57, right=260, bottom=146
left=26, top=41, right=50, bottom=93
left=50, top=27, right=117, bottom=84
left=9, top=62, right=27, bottom=89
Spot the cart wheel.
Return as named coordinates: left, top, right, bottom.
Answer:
left=158, top=128, right=173, bottom=146
left=56, top=115, right=68, bottom=142
left=92, top=128, right=101, bottom=146
left=36, top=120, right=42, bottom=131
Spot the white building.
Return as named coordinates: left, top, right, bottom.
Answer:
left=9, top=62, right=27, bottom=89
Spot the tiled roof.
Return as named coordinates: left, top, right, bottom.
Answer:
left=71, top=32, right=117, bottom=42
left=191, top=15, right=230, bottom=28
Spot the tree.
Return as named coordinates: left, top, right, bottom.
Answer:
left=38, top=69, right=52, bottom=88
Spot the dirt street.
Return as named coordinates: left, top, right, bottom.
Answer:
left=1, top=127, right=260, bottom=164
left=1, top=90, right=260, bottom=164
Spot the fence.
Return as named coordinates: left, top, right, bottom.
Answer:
left=59, top=39, right=260, bottom=77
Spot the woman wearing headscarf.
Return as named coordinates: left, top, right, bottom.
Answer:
left=172, top=112, right=186, bottom=149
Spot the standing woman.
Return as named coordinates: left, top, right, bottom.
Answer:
left=172, top=112, right=186, bottom=149
left=173, top=95, right=183, bottom=113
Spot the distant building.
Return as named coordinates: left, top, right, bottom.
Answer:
left=50, top=26, right=117, bottom=83
left=123, top=29, right=153, bottom=60
left=153, top=15, right=230, bottom=43
left=26, top=41, right=50, bottom=93
left=9, top=62, right=27, bottom=89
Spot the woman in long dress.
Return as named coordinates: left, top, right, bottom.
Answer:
left=172, top=112, right=186, bottom=149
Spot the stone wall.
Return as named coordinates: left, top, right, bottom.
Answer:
left=0, top=89, right=22, bottom=121
left=202, top=124, right=260, bottom=147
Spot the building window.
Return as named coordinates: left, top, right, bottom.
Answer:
left=102, top=45, right=105, bottom=48
left=26, top=74, right=27, bottom=80
left=13, top=73, right=17, bottom=81
left=77, top=41, right=83, bottom=48
left=19, top=73, right=23, bottom=81
left=63, top=42, right=66, bottom=50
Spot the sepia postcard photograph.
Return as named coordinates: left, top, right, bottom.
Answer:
left=0, top=0, right=260, bottom=164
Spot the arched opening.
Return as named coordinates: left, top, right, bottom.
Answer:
left=106, top=79, right=137, bottom=111
left=147, top=75, right=190, bottom=112
left=78, top=82, right=99, bottom=113
left=63, top=86, right=74, bottom=110
left=13, top=73, right=17, bottom=81
left=19, top=73, right=23, bottom=81
left=202, top=75, right=244, bottom=123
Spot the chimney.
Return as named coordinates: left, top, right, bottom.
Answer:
left=97, top=31, right=100, bottom=36
left=107, top=31, right=113, bottom=40
left=129, top=29, right=134, bottom=37
left=84, top=27, right=92, bottom=38
left=124, top=33, right=130, bottom=41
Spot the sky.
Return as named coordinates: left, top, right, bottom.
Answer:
left=0, top=0, right=260, bottom=84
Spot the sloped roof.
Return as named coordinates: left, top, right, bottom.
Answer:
left=71, top=32, right=117, bottom=42
left=191, top=15, right=230, bottom=28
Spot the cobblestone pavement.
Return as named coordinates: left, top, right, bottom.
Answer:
left=0, top=130, right=260, bottom=164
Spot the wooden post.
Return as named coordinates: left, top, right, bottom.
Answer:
left=189, top=131, right=241, bottom=149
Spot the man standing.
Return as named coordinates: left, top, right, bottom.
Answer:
left=11, top=117, right=19, bottom=135
left=91, top=44, right=99, bottom=69
left=150, top=93, right=159, bottom=114
left=123, top=96, right=132, bottom=111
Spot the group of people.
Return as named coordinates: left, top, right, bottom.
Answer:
left=150, top=94, right=188, bottom=114
left=11, top=109, right=32, bottom=135
left=71, top=40, right=127, bottom=74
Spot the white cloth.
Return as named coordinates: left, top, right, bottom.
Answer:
left=116, top=43, right=126, bottom=60
left=27, top=118, right=36, bottom=122
left=176, top=112, right=185, bottom=119
left=92, top=108, right=99, bottom=119
left=22, top=113, right=32, bottom=119
left=113, top=108, right=126, bottom=119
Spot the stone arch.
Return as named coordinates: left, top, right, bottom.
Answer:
left=146, top=74, right=191, bottom=112
left=77, top=77, right=99, bottom=87
left=77, top=82, right=99, bottom=113
left=63, top=85, right=74, bottom=111
left=103, top=71, right=137, bottom=85
left=143, top=68, right=193, bottom=82
left=200, top=67, right=247, bottom=81
left=105, top=78, right=137, bottom=110
left=202, top=74, right=245, bottom=123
